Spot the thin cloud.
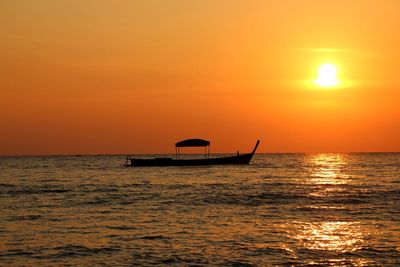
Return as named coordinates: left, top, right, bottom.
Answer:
left=293, top=48, right=350, bottom=53
left=290, top=47, right=387, bottom=58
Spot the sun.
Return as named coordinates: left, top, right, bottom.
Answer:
left=314, top=63, right=339, bottom=87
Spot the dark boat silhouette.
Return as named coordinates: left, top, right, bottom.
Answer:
left=125, top=139, right=260, bottom=167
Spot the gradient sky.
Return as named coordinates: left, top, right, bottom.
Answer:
left=1, top=0, right=399, bottom=155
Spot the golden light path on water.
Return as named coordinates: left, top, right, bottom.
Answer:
left=308, top=154, right=350, bottom=185
left=289, top=154, right=372, bottom=266
left=294, top=220, right=364, bottom=252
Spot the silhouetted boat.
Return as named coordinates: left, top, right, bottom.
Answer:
left=125, top=139, right=260, bottom=167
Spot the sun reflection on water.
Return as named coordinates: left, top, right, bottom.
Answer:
left=306, top=154, right=350, bottom=185
left=293, top=221, right=365, bottom=252
left=289, top=153, right=370, bottom=265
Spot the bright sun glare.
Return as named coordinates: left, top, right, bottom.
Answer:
left=315, top=63, right=339, bottom=87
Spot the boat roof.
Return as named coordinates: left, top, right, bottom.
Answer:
left=175, top=139, right=210, bottom=147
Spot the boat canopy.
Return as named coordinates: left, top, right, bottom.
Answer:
left=175, top=139, right=210, bottom=147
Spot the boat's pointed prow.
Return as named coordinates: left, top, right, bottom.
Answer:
left=251, top=140, right=260, bottom=155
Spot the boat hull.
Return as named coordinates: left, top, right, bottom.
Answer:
left=127, top=153, right=254, bottom=167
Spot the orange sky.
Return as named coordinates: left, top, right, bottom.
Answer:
left=1, top=0, right=399, bottom=155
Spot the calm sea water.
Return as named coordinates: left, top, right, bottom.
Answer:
left=1, top=153, right=400, bottom=266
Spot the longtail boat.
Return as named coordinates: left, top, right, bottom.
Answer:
left=124, top=139, right=260, bottom=167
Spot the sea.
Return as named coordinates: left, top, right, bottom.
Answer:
left=1, top=153, right=400, bottom=266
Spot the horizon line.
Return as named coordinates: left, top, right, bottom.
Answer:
left=1, top=151, right=399, bottom=157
